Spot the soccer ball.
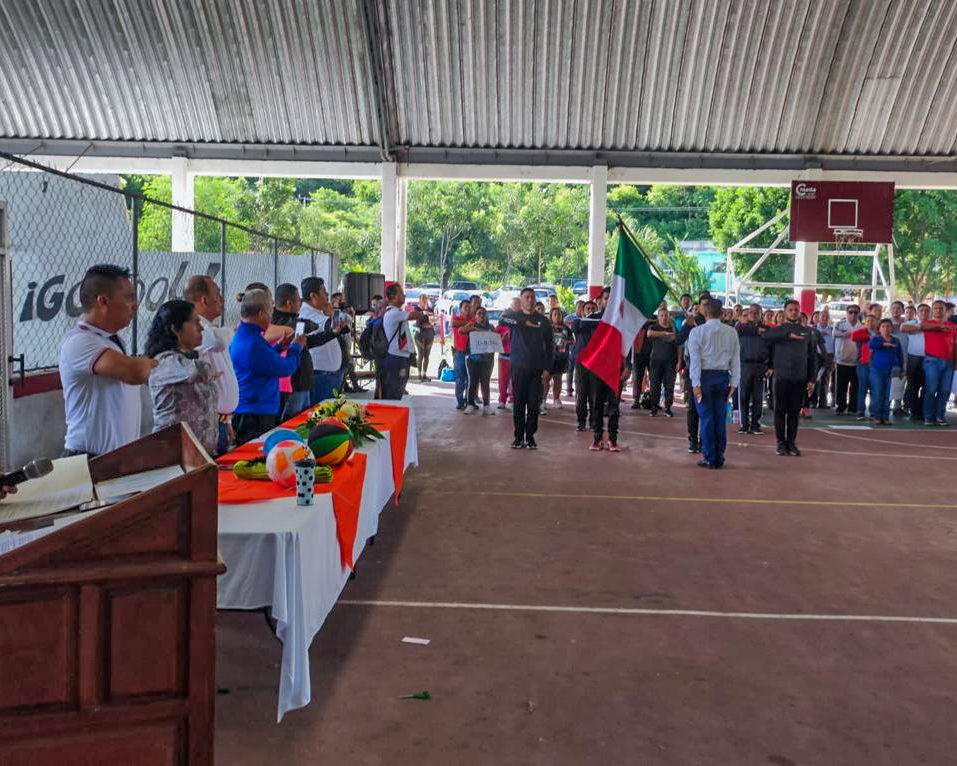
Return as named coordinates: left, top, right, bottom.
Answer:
left=265, top=440, right=314, bottom=488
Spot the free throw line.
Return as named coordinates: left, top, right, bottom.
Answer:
left=338, top=599, right=957, bottom=625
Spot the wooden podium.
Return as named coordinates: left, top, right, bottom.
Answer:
left=0, top=424, right=224, bottom=765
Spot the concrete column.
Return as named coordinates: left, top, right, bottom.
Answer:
left=395, top=178, right=408, bottom=286
left=170, top=158, right=195, bottom=253
left=793, top=240, right=818, bottom=314
left=587, top=164, right=608, bottom=298
left=380, top=162, right=397, bottom=281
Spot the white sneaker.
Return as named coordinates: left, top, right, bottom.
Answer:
left=463, top=406, right=473, bottom=415
left=555, top=400, right=564, bottom=409
left=483, top=405, right=492, bottom=416
left=541, top=402, right=548, bottom=413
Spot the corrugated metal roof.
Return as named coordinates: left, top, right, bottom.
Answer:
left=0, top=0, right=379, bottom=145
left=1, top=0, right=957, bottom=160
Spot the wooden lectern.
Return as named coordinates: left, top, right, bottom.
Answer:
left=0, top=424, right=224, bottom=765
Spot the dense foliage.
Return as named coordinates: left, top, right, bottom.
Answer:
left=126, top=174, right=957, bottom=301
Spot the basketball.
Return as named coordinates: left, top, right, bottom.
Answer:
left=263, top=428, right=304, bottom=458
left=265, top=440, right=314, bottom=488
left=307, top=420, right=355, bottom=466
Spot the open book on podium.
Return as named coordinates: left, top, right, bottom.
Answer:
left=0, top=423, right=224, bottom=766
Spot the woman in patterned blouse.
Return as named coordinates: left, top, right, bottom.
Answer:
left=146, top=299, right=219, bottom=455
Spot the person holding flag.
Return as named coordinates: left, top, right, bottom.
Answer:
left=577, top=221, right=669, bottom=452
left=687, top=298, right=740, bottom=469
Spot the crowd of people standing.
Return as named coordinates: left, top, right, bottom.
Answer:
left=436, top=286, right=957, bottom=468
left=54, top=263, right=957, bottom=471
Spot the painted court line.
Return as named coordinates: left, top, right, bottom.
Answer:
left=421, top=488, right=957, bottom=510
left=339, top=599, right=957, bottom=626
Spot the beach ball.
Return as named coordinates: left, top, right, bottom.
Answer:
left=307, top=420, right=355, bottom=466
left=263, top=428, right=304, bottom=458
left=265, top=440, right=314, bottom=488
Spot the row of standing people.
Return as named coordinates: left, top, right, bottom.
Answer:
left=57, top=264, right=387, bottom=460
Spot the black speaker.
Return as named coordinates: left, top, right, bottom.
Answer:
left=343, top=272, right=385, bottom=314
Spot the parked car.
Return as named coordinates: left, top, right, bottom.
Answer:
left=435, top=289, right=474, bottom=318
left=448, top=280, right=478, bottom=291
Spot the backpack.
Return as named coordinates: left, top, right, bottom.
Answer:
left=358, top=316, right=400, bottom=361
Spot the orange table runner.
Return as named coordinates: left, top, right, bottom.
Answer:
left=366, top=404, right=409, bottom=501
left=218, top=453, right=367, bottom=570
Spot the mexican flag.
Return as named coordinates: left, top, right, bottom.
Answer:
left=579, top=223, right=669, bottom=390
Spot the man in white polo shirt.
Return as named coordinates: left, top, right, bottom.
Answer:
left=185, top=275, right=239, bottom=453
left=58, top=265, right=157, bottom=456
left=381, top=283, right=423, bottom=399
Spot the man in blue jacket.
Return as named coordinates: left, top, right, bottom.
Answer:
left=230, top=289, right=305, bottom=445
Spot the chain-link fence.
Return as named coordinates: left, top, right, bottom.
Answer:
left=0, top=153, right=336, bottom=373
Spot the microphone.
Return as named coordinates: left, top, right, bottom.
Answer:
left=1, top=458, right=54, bottom=487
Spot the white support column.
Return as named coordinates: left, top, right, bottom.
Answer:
left=886, top=243, right=896, bottom=302
left=395, top=178, right=408, bottom=286
left=793, top=240, right=818, bottom=312
left=587, top=164, right=608, bottom=297
left=380, top=162, right=397, bottom=281
left=170, top=158, right=195, bottom=253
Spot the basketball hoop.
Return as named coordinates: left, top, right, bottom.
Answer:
left=832, top=227, right=864, bottom=246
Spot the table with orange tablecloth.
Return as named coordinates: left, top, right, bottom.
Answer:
left=215, top=397, right=418, bottom=721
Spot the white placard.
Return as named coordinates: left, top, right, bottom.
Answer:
left=468, top=330, right=504, bottom=355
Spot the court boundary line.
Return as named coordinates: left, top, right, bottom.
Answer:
left=338, top=599, right=957, bottom=625
left=417, top=488, right=957, bottom=510
left=535, top=413, right=957, bottom=460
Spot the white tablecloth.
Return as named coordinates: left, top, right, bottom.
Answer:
left=216, top=399, right=418, bottom=721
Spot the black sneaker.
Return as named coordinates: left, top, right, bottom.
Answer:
left=687, top=442, right=701, bottom=454
left=664, top=408, right=674, bottom=418
left=936, top=419, right=949, bottom=427
left=525, top=437, right=537, bottom=450
left=576, top=423, right=586, bottom=432
left=455, top=403, right=466, bottom=411
left=649, top=409, right=659, bottom=417
left=630, top=401, right=641, bottom=409
left=750, top=426, right=764, bottom=435
left=737, top=426, right=749, bottom=434
left=776, top=442, right=788, bottom=456
left=511, top=438, right=525, bottom=449
left=786, top=443, right=801, bottom=456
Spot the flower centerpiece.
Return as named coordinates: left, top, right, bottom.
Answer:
left=297, top=393, right=384, bottom=448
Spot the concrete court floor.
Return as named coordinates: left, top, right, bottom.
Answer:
left=215, top=379, right=957, bottom=766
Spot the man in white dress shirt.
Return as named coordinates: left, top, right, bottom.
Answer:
left=687, top=298, right=740, bottom=469
left=186, top=275, right=239, bottom=454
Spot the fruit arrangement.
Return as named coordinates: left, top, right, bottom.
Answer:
left=232, top=457, right=332, bottom=484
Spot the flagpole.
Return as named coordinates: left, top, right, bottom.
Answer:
left=615, top=214, right=685, bottom=308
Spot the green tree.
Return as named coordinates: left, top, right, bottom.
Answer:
left=892, top=190, right=957, bottom=302
left=298, top=184, right=379, bottom=271
left=408, top=181, right=489, bottom=289
left=132, top=175, right=253, bottom=252
left=658, top=236, right=713, bottom=298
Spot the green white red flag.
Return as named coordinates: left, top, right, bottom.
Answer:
left=578, top=223, right=669, bottom=390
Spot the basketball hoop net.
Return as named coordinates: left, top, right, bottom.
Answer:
left=832, top=227, right=864, bottom=246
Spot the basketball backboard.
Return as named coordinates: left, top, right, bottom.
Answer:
left=789, top=181, right=894, bottom=243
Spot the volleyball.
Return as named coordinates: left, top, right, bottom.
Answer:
left=265, top=440, right=314, bottom=488
left=262, top=428, right=304, bottom=458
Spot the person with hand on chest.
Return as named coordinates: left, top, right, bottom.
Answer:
left=763, top=299, right=817, bottom=456
left=58, top=264, right=158, bottom=457
left=500, top=287, right=554, bottom=449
